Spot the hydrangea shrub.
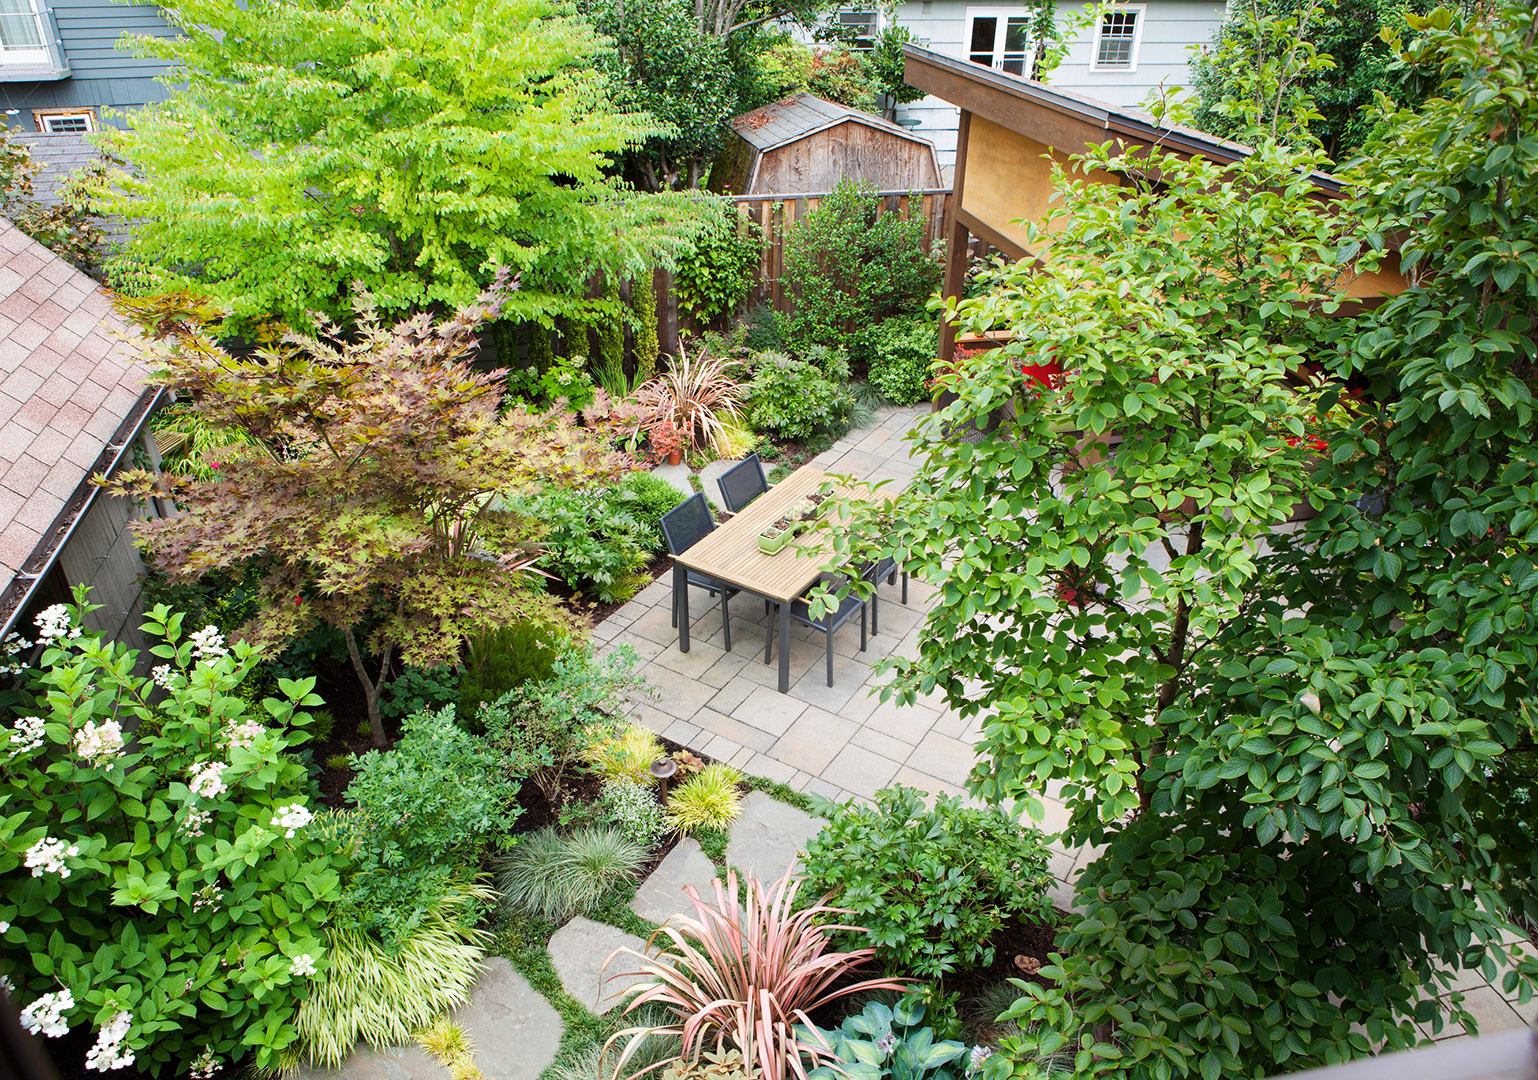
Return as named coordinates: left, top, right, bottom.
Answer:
left=0, top=590, right=347, bottom=1075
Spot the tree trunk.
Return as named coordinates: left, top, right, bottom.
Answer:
left=344, top=627, right=392, bottom=748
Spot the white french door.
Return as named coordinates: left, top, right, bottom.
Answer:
left=965, top=8, right=1034, bottom=77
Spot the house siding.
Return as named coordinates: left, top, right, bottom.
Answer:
left=892, top=0, right=1227, bottom=168
left=0, top=0, right=175, bottom=130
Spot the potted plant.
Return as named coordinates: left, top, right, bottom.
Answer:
left=758, top=496, right=831, bottom=555
left=649, top=419, right=685, bottom=466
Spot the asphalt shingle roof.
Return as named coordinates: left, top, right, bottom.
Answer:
left=11, top=132, right=101, bottom=208
left=730, top=92, right=924, bottom=152
left=0, top=218, right=148, bottom=581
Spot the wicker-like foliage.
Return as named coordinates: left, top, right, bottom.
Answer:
left=604, top=868, right=907, bottom=1080
left=632, top=345, right=745, bottom=455
left=294, top=881, right=492, bottom=1067
left=497, top=827, right=649, bottom=921
left=664, top=763, right=742, bottom=834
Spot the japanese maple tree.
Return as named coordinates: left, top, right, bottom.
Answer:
left=107, top=278, right=639, bottom=745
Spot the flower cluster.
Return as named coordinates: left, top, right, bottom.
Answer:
left=967, top=1045, right=994, bottom=1076
left=74, top=719, right=125, bottom=766
left=189, top=1049, right=220, bottom=1080
left=290, top=953, right=317, bottom=977
left=271, top=803, right=313, bottom=839
left=1, top=630, right=33, bottom=675
left=180, top=807, right=213, bottom=838
left=188, top=625, right=228, bottom=661
left=35, top=604, right=82, bottom=644
left=5, top=715, right=45, bottom=758
left=188, top=761, right=229, bottom=799
left=25, top=836, right=80, bottom=878
left=84, top=1010, right=134, bottom=1072
left=225, top=718, right=265, bottom=751
left=150, top=664, right=179, bottom=690
left=191, top=884, right=222, bottom=911
left=19, top=989, right=74, bottom=1038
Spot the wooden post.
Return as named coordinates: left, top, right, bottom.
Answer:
left=937, top=110, right=973, bottom=396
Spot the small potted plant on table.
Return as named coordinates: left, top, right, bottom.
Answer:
left=758, top=492, right=834, bottom=555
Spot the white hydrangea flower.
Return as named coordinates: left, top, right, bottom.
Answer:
left=5, top=715, right=46, bottom=758
left=83, top=1010, right=134, bottom=1072
left=179, top=807, right=212, bottom=838
left=19, top=988, right=74, bottom=1037
left=0, top=973, right=12, bottom=995
left=74, top=720, right=126, bottom=766
left=225, top=718, right=265, bottom=751
left=290, top=953, right=317, bottom=977
left=187, top=761, right=228, bottom=799
left=188, top=1048, right=219, bottom=1080
left=24, top=837, right=80, bottom=878
left=35, top=604, right=81, bottom=644
left=188, top=625, right=228, bottom=661
left=150, top=664, right=179, bottom=690
left=0, top=919, right=10, bottom=933
left=271, top=803, right=313, bottom=839
left=0, top=631, right=33, bottom=675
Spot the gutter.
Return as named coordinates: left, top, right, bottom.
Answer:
left=0, top=385, right=167, bottom=640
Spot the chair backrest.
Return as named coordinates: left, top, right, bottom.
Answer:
left=660, top=493, right=715, bottom=556
left=717, top=454, right=768, bottom=513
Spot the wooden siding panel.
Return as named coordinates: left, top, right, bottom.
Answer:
left=749, top=120, right=939, bottom=194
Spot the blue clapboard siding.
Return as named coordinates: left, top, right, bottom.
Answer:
left=0, top=0, right=175, bottom=130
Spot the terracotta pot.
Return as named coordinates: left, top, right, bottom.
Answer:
left=666, top=450, right=682, bottom=466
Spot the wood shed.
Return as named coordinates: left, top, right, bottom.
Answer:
left=708, top=93, right=942, bottom=196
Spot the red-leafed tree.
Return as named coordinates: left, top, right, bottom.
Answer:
left=107, top=277, right=641, bottom=745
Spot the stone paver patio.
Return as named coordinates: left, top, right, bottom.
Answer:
left=600, top=405, right=1534, bottom=1043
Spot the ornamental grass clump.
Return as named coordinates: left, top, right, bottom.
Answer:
left=497, top=826, right=649, bottom=921
left=587, top=724, right=665, bottom=786
left=604, top=868, right=908, bottom=1080
left=664, top=763, right=742, bottom=834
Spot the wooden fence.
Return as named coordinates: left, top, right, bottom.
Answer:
left=655, top=188, right=954, bottom=354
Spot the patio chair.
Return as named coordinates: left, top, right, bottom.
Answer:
left=861, top=556, right=909, bottom=635
left=766, top=573, right=867, bottom=688
left=661, top=494, right=743, bottom=652
left=716, top=454, right=769, bottom=513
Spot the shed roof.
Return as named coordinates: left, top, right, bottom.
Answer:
left=0, top=219, right=152, bottom=602
left=730, top=93, right=931, bottom=153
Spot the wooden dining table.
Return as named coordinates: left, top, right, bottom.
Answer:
left=672, top=464, right=851, bottom=693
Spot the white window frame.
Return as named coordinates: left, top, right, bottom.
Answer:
left=34, top=107, right=96, bottom=133
left=833, top=7, right=881, bottom=51
left=1090, top=4, right=1146, bottom=72
left=0, top=0, right=50, bottom=68
left=964, top=7, right=1036, bottom=77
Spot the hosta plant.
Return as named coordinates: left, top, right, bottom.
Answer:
left=605, top=868, right=908, bottom=1080
left=0, top=589, right=344, bottom=1076
left=800, top=996, right=971, bottom=1080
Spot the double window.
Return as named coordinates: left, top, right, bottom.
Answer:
left=834, top=8, right=879, bottom=51
left=965, top=9, right=1034, bottom=77
left=1091, top=6, right=1144, bottom=71
left=35, top=107, right=95, bottom=132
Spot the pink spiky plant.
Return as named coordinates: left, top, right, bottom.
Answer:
left=602, top=868, right=907, bottom=1080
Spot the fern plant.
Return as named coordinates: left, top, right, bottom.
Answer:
left=664, top=763, right=742, bottom=834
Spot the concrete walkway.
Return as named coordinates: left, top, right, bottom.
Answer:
left=596, top=404, right=1535, bottom=1044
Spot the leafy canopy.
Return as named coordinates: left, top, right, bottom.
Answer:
left=97, top=0, right=700, bottom=327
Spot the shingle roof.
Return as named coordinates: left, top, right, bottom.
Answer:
left=10, top=132, right=101, bottom=208
left=730, top=92, right=927, bottom=152
left=0, top=218, right=149, bottom=583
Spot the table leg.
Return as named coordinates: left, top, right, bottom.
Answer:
left=776, top=599, right=791, bottom=692
left=674, top=563, right=690, bottom=652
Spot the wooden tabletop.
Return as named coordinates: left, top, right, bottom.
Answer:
left=673, top=465, right=847, bottom=604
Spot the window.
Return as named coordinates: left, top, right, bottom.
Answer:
left=0, top=0, right=47, bottom=65
left=1092, top=6, right=1144, bottom=71
left=965, top=8, right=1033, bottom=76
left=34, top=108, right=95, bottom=133
left=835, top=8, right=879, bottom=51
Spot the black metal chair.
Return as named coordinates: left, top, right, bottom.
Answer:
left=661, top=494, right=741, bottom=651
left=861, top=556, right=909, bottom=635
left=766, top=573, right=867, bottom=687
left=717, top=454, right=769, bottom=513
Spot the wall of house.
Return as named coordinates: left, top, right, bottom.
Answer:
left=891, top=0, right=1227, bottom=169
left=0, top=0, right=176, bottom=131
left=752, top=121, right=941, bottom=193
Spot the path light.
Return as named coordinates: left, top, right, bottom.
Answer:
left=650, top=757, right=678, bottom=799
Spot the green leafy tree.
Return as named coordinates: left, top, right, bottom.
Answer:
left=819, top=6, right=1538, bottom=1073
left=1189, top=0, right=1456, bottom=160
left=95, top=0, right=697, bottom=328
left=863, top=27, right=928, bottom=118
left=0, top=592, right=343, bottom=1076
left=104, top=280, right=640, bottom=747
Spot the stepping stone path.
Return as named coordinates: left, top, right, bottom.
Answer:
left=695, top=459, right=742, bottom=513
left=630, top=837, right=718, bottom=924
left=649, top=462, right=694, bottom=500
left=290, top=958, right=561, bottom=1080
left=724, top=791, right=824, bottom=883
left=547, top=916, right=650, bottom=1014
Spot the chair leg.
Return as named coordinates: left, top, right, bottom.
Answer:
left=721, top=589, right=732, bottom=653
left=825, top=633, right=833, bottom=688
left=860, top=604, right=868, bottom=651
left=671, top=586, right=679, bottom=628
left=871, top=591, right=880, bottom=635
left=902, top=572, right=908, bottom=604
